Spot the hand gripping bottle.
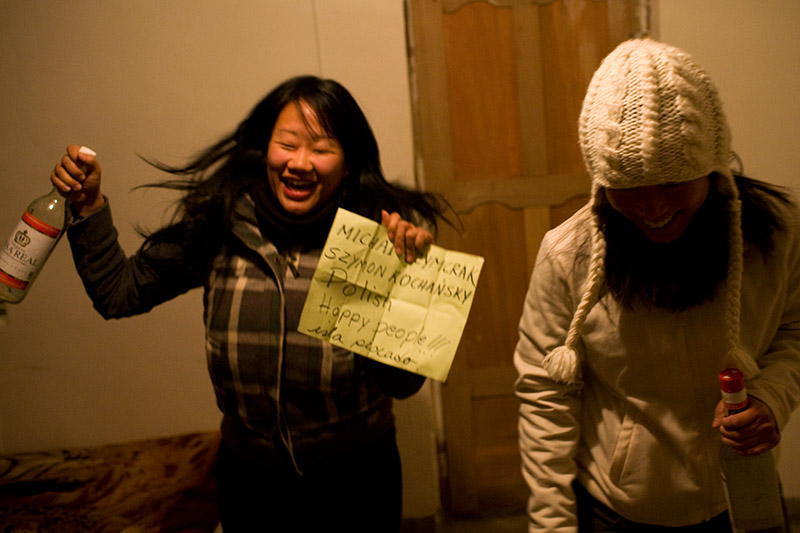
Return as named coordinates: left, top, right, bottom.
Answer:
left=0, top=146, right=96, bottom=303
left=718, top=368, right=787, bottom=532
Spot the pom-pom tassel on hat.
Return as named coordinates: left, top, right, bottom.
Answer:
left=730, top=347, right=761, bottom=381
left=543, top=345, right=581, bottom=385
left=543, top=207, right=607, bottom=385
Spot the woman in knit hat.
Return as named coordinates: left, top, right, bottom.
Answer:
left=514, top=38, right=800, bottom=530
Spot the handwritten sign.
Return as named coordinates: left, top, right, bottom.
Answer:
left=298, top=208, right=484, bottom=382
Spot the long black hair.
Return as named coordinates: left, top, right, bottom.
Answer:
left=600, top=174, right=794, bottom=310
left=138, top=75, right=451, bottom=262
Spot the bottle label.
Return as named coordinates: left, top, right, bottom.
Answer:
left=0, top=213, right=61, bottom=288
left=721, top=389, right=748, bottom=411
left=21, top=211, right=61, bottom=238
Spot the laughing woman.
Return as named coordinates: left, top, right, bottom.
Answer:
left=51, top=76, right=450, bottom=532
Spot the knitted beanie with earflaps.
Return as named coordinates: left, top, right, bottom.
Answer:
left=543, top=38, right=759, bottom=384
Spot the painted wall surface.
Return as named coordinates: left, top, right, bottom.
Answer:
left=656, top=0, right=800, bottom=502
left=0, top=0, right=439, bottom=519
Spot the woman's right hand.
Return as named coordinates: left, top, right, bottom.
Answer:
left=381, top=210, right=433, bottom=263
left=712, top=395, right=781, bottom=456
left=51, top=144, right=105, bottom=217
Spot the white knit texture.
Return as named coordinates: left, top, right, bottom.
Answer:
left=578, top=38, right=732, bottom=190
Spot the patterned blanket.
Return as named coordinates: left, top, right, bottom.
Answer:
left=0, top=431, right=220, bottom=532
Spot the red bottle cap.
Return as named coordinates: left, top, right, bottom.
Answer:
left=719, top=368, right=745, bottom=393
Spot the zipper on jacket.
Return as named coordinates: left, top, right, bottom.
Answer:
left=273, top=249, right=303, bottom=476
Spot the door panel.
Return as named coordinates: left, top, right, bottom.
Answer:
left=407, top=0, right=638, bottom=515
left=443, top=3, right=522, bottom=178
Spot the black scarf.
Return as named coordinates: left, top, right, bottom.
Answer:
left=250, top=181, right=344, bottom=250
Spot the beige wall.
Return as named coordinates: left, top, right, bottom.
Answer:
left=0, top=0, right=439, bottom=519
left=656, top=0, right=800, bottom=502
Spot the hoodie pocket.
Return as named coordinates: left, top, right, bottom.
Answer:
left=608, top=404, right=637, bottom=485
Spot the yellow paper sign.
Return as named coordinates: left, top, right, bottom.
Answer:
left=298, top=208, right=484, bottom=382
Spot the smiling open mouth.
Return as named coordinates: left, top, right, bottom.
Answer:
left=282, top=178, right=316, bottom=191
left=643, top=213, right=675, bottom=229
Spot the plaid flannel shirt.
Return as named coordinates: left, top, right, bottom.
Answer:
left=68, top=196, right=410, bottom=473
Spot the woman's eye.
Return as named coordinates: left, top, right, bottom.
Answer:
left=312, top=141, right=335, bottom=152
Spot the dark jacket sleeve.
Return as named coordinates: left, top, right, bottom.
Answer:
left=67, top=200, right=205, bottom=318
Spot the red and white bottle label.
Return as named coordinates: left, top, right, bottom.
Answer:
left=721, top=389, right=748, bottom=413
left=0, top=213, right=61, bottom=289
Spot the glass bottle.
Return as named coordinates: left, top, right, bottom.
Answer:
left=0, top=147, right=95, bottom=303
left=718, top=368, right=787, bottom=532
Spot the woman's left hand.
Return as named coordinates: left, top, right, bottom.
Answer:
left=712, top=395, right=781, bottom=456
left=381, top=210, right=433, bottom=263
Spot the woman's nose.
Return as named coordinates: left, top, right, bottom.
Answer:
left=633, top=186, right=669, bottom=217
left=288, top=147, right=313, bottom=172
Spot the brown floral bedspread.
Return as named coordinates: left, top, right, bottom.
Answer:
left=0, top=431, right=220, bottom=533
